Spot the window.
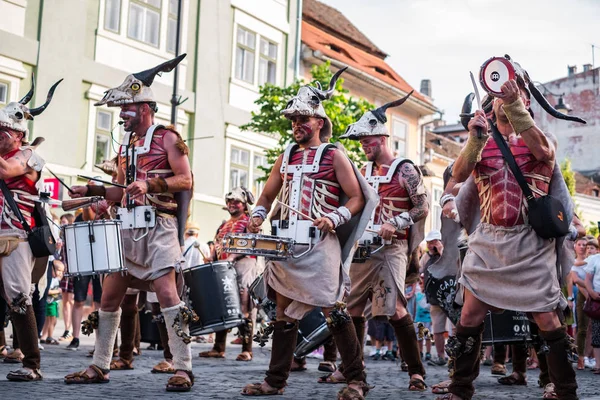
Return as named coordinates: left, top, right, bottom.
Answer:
left=0, top=82, right=8, bottom=104
left=166, top=0, right=179, bottom=53
left=392, top=119, right=407, bottom=157
left=235, top=26, right=256, bottom=83
left=252, top=154, right=267, bottom=195
left=95, top=111, right=113, bottom=165
left=230, top=147, right=250, bottom=190
left=431, top=187, right=443, bottom=231
left=258, top=38, right=277, bottom=86
left=593, top=189, right=599, bottom=197
left=128, top=0, right=161, bottom=47
left=104, top=0, right=121, bottom=32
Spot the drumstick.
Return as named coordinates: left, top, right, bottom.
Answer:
left=275, top=199, right=336, bottom=234
left=78, top=175, right=127, bottom=189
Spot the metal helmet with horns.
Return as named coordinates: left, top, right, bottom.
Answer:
left=341, top=91, right=414, bottom=139
left=95, top=53, right=187, bottom=108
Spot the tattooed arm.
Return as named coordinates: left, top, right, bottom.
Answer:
left=400, top=162, right=429, bottom=223
left=0, top=149, right=35, bottom=180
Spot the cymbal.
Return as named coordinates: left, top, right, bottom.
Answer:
left=22, top=194, right=62, bottom=206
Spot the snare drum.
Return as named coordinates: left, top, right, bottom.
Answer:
left=63, top=220, right=125, bottom=277
left=183, top=261, right=244, bottom=335
left=223, top=233, right=294, bottom=260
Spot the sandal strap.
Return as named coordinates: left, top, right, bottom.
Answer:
left=175, top=369, right=195, bottom=385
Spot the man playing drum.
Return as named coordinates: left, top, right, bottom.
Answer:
left=335, top=93, right=429, bottom=392
left=437, top=56, right=583, bottom=400
left=64, top=54, right=195, bottom=392
left=199, top=187, right=259, bottom=361
left=0, top=77, right=61, bottom=382
left=240, top=67, right=378, bottom=399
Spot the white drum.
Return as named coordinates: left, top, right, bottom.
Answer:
left=63, top=220, right=125, bottom=277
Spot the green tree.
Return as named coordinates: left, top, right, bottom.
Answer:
left=241, top=61, right=374, bottom=179
left=588, top=222, right=599, bottom=237
left=561, top=159, right=576, bottom=197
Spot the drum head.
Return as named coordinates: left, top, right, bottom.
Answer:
left=479, top=57, right=515, bottom=95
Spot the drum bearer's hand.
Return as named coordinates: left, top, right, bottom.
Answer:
left=378, top=223, right=396, bottom=241
left=69, top=185, right=88, bottom=199
left=126, top=181, right=148, bottom=198
left=313, top=217, right=334, bottom=232
left=248, top=217, right=263, bottom=233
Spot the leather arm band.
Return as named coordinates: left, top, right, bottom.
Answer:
left=146, top=177, right=169, bottom=194
left=85, top=185, right=107, bottom=197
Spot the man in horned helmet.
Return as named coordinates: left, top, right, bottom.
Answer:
left=65, top=54, right=196, bottom=392
left=332, top=92, right=429, bottom=392
left=435, top=55, right=585, bottom=400
left=241, top=67, right=378, bottom=399
left=0, top=75, right=61, bottom=381
left=199, top=186, right=259, bottom=361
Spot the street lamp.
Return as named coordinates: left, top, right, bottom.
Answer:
left=534, top=81, right=572, bottom=115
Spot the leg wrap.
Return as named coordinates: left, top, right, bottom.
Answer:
left=351, top=316, right=366, bottom=361
left=447, top=323, right=484, bottom=400
left=390, top=314, right=426, bottom=377
left=329, top=317, right=366, bottom=384
left=264, top=320, right=298, bottom=389
left=156, top=317, right=173, bottom=360
left=10, top=305, right=40, bottom=370
left=240, top=318, right=254, bottom=354
left=92, top=309, right=122, bottom=371
left=214, top=329, right=228, bottom=353
left=539, top=327, right=578, bottom=400
left=511, top=343, right=528, bottom=375
left=0, top=330, right=5, bottom=347
left=161, top=302, right=192, bottom=371
left=493, top=343, right=506, bottom=364
left=323, top=338, right=338, bottom=363
left=119, top=303, right=138, bottom=362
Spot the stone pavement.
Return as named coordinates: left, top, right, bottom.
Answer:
left=0, top=327, right=599, bottom=400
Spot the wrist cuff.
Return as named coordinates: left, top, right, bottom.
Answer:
left=502, top=98, right=535, bottom=134
left=390, top=212, right=413, bottom=231
left=146, top=177, right=168, bottom=194
left=251, top=205, right=267, bottom=221
left=324, top=206, right=351, bottom=228
left=86, top=185, right=107, bottom=197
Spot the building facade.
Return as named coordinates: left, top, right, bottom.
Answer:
left=0, top=0, right=299, bottom=242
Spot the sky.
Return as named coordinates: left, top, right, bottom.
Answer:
left=319, top=0, right=600, bottom=123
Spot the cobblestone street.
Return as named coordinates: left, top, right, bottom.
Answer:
left=0, top=325, right=599, bottom=400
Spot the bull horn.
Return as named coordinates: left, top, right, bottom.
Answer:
left=372, top=91, right=414, bottom=124
left=133, top=53, right=187, bottom=87
left=19, top=74, right=35, bottom=105
left=528, top=81, right=586, bottom=124
left=29, top=79, right=63, bottom=117
left=312, top=66, right=348, bottom=100
left=460, top=93, right=475, bottom=130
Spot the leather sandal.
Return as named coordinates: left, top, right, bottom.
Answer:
left=497, top=372, right=526, bottom=386
left=491, top=362, right=507, bottom=375
left=241, top=382, right=284, bottom=396
left=409, top=377, right=427, bottom=391
left=318, top=361, right=337, bottom=373
left=110, top=358, right=134, bottom=370
left=236, top=351, right=253, bottom=361
left=431, top=380, right=451, bottom=394
left=435, top=394, right=463, bottom=400
left=318, top=372, right=346, bottom=384
left=3, top=349, right=24, bottom=364
left=166, top=370, right=194, bottom=392
left=151, top=360, right=175, bottom=374
left=64, top=365, right=110, bottom=384
left=337, top=381, right=371, bottom=400
left=198, top=349, right=225, bottom=358
left=7, top=368, right=43, bottom=382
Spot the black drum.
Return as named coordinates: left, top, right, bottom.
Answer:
left=139, top=309, right=160, bottom=344
left=183, top=261, right=244, bottom=335
left=482, top=310, right=531, bottom=345
left=294, top=308, right=331, bottom=358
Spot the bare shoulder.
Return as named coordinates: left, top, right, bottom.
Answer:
left=160, top=127, right=189, bottom=156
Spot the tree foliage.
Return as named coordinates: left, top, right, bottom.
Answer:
left=561, top=159, right=576, bottom=198
left=241, top=61, right=374, bottom=179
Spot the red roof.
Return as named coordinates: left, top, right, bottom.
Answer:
left=302, top=21, right=433, bottom=107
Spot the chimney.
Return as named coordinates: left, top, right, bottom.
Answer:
left=583, top=63, right=592, bottom=72
left=420, top=79, right=432, bottom=97
left=568, top=65, right=577, bottom=76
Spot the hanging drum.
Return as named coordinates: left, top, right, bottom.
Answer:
left=479, top=56, right=515, bottom=95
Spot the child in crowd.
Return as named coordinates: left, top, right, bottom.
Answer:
left=40, top=260, right=65, bottom=345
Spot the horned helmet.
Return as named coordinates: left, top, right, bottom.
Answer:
left=281, top=66, right=347, bottom=141
left=460, top=54, right=586, bottom=130
left=0, top=74, right=62, bottom=143
left=341, top=91, right=414, bottom=139
left=95, top=54, right=186, bottom=108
